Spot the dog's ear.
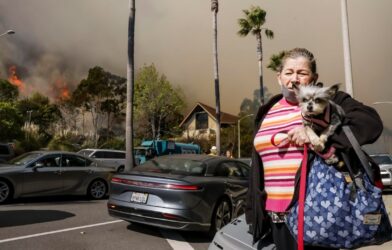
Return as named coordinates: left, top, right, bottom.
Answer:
left=315, top=82, right=323, bottom=88
left=327, top=83, right=340, bottom=96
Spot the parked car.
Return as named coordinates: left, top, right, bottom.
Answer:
left=0, top=151, right=114, bottom=204
left=238, top=158, right=251, bottom=167
left=370, top=153, right=392, bottom=189
left=209, top=214, right=275, bottom=250
left=107, top=154, right=250, bottom=234
left=77, top=149, right=126, bottom=172
left=0, top=143, right=14, bottom=163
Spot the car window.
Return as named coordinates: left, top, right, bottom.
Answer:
left=34, top=155, right=61, bottom=168
left=134, top=158, right=205, bottom=176
left=78, top=149, right=94, bottom=157
left=236, top=162, right=250, bottom=178
left=371, top=155, right=392, bottom=165
left=93, top=151, right=106, bottom=158
left=62, top=155, right=92, bottom=167
left=113, top=152, right=125, bottom=158
left=215, top=162, right=243, bottom=177
left=10, top=152, right=44, bottom=166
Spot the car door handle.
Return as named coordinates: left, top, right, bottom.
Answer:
left=54, top=170, right=61, bottom=175
left=86, top=169, right=94, bottom=174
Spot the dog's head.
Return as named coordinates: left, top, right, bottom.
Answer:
left=293, top=83, right=339, bottom=116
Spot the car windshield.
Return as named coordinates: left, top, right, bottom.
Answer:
left=8, top=152, right=44, bottom=166
left=134, top=148, right=147, bottom=156
left=78, top=150, right=94, bottom=157
left=371, top=155, right=392, bottom=165
left=134, top=158, right=206, bottom=176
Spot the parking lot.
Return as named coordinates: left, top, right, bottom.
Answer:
left=0, top=193, right=391, bottom=250
left=0, top=196, right=211, bottom=250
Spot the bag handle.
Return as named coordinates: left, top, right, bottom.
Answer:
left=342, top=125, right=375, bottom=183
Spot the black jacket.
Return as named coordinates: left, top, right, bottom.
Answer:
left=245, top=91, right=383, bottom=243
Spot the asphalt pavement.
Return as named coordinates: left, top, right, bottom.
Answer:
left=0, top=193, right=391, bottom=250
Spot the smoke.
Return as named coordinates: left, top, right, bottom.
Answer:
left=0, top=0, right=133, bottom=99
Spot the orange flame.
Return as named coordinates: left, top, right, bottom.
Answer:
left=54, top=78, right=71, bottom=101
left=8, top=65, right=25, bottom=92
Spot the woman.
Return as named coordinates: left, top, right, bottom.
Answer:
left=245, top=48, right=383, bottom=250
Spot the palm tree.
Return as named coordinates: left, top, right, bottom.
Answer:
left=267, top=50, right=286, bottom=72
left=238, top=6, right=274, bottom=105
left=211, top=0, right=221, bottom=155
left=125, top=0, right=136, bottom=171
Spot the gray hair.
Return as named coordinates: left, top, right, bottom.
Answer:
left=278, top=48, right=317, bottom=74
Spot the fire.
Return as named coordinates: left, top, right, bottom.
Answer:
left=8, top=65, right=25, bottom=92
left=54, top=78, right=71, bottom=101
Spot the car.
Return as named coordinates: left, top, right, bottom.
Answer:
left=0, top=143, right=14, bottom=163
left=370, top=153, right=392, bottom=189
left=208, top=214, right=276, bottom=250
left=77, top=149, right=126, bottom=172
left=0, top=151, right=114, bottom=204
left=107, top=154, right=250, bottom=234
left=238, top=158, right=251, bottom=167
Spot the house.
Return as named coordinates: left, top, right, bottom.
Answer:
left=179, top=102, right=238, bottom=139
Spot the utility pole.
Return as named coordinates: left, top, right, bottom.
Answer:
left=340, top=0, right=354, bottom=97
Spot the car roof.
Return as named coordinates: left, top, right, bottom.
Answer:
left=79, top=149, right=125, bottom=153
left=157, top=154, right=247, bottom=164
left=29, top=151, right=90, bottom=156
left=370, top=153, right=391, bottom=156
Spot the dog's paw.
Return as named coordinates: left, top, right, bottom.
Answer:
left=319, top=134, right=328, bottom=144
left=325, top=154, right=339, bottom=165
left=312, top=142, right=325, bottom=152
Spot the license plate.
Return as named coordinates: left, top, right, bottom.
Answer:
left=130, top=192, right=148, bottom=204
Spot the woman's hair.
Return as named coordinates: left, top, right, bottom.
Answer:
left=278, top=48, right=317, bottom=74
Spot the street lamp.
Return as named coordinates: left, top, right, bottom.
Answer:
left=237, top=114, right=254, bottom=158
left=0, top=30, right=15, bottom=38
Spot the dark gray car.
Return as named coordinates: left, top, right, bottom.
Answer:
left=0, top=151, right=114, bottom=204
left=107, top=154, right=250, bottom=234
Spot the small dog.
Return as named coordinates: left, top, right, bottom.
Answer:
left=293, top=82, right=345, bottom=164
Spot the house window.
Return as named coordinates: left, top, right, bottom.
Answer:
left=195, top=112, right=208, bottom=129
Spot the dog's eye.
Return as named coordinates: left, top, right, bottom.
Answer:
left=315, top=98, right=321, bottom=103
left=302, top=98, right=308, bottom=102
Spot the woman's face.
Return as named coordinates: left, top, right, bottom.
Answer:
left=277, top=56, right=317, bottom=90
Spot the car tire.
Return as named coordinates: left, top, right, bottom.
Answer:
left=210, top=198, right=232, bottom=236
left=0, top=180, right=12, bottom=204
left=117, top=166, right=124, bottom=173
left=87, top=179, right=107, bottom=199
left=233, top=200, right=246, bottom=218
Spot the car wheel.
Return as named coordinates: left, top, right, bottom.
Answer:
left=88, top=179, right=107, bottom=199
left=210, top=199, right=232, bottom=235
left=0, top=180, right=12, bottom=204
left=233, top=200, right=246, bottom=218
left=117, top=166, right=124, bottom=173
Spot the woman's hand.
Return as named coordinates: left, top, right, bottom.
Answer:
left=287, top=126, right=310, bottom=146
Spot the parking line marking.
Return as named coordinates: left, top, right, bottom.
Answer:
left=0, top=220, right=123, bottom=244
left=160, top=230, right=194, bottom=250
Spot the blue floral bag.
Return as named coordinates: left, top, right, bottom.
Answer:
left=286, top=156, right=392, bottom=249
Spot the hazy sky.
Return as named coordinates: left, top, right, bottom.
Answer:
left=0, top=0, right=391, bottom=131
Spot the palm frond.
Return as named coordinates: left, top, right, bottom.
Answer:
left=266, top=51, right=287, bottom=72
left=237, top=18, right=251, bottom=36
left=265, top=29, right=274, bottom=39
left=211, top=0, right=218, bottom=12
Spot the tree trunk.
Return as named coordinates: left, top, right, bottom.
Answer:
left=212, top=0, right=221, bottom=155
left=125, top=0, right=135, bottom=170
left=256, top=32, right=264, bottom=105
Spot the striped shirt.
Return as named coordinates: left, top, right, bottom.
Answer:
left=254, top=98, right=304, bottom=212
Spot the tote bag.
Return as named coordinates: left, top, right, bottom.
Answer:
left=285, top=155, right=392, bottom=249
